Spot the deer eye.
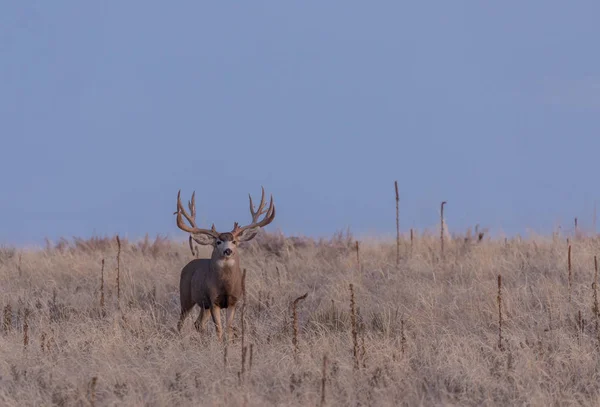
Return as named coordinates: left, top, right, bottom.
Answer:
left=216, top=241, right=222, bottom=245
left=233, top=241, right=237, bottom=245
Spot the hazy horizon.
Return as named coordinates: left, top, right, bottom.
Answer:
left=2, top=2, right=599, bottom=245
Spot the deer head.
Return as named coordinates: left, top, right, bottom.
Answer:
left=175, top=187, right=275, bottom=259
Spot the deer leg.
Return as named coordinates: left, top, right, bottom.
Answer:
left=209, top=305, right=223, bottom=341
left=225, top=305, right=237, bottom=342
left=194, top=307, right=210, bottom=332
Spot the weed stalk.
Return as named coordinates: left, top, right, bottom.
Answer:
left=395, top=180, right=400, bottom=268
left=497, top=275, right=503, bottom=351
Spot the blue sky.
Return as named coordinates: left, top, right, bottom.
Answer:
left=1, top=2, right=599, bottom=245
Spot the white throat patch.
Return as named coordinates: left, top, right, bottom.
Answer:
left=216, top=258, right=236, bottom=268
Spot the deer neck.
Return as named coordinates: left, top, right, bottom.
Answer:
left=211, top=252, right=240, bottom=277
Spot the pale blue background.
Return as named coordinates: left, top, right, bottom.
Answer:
left=1, top=2, right=599, bottom=245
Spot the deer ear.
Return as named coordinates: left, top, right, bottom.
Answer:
left=192, top=233, right=216, bottom=246
left=237, top=227, right=260, bottom=242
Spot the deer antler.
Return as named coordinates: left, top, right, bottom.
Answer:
left=231, top=186, right=275, bottom=236
left=175, top=190, right=220, bottom=237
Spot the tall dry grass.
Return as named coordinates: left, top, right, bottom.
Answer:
left=1, top=232, right=600, bottom=405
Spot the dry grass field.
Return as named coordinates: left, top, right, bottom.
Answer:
left=2, top=231, right=600, bottom=406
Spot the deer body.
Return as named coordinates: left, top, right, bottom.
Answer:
left=175, top=188, right=275, bottom=340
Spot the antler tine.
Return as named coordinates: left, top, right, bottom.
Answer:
left=175, top=190, right=219, bottom=237
left=248, top=186, right=268, bottom=222
left=188, top=191, right=196, bottom=219
left=232, top=188, right=276, bottom=235
left=266, top=195, right=276, bottom=221
left=266, top=194, right=275, bottom=218
left=177, top=190, right=198, bottom=229
left=174, top=190, right=183, bottom=216
left=176, top=190, right=195, bottom=233
left=254, top=195, right=276, bottom=227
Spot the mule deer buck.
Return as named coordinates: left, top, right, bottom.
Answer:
left=175, top=187, right=275, bottom=341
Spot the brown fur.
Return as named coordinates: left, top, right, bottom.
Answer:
left=175, top=187, right=275, bottom=340
left=177, top=235, right=244, bottom=340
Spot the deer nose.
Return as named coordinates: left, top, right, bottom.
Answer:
left=223, top=248, right=232, bottom=256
